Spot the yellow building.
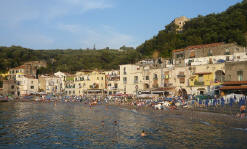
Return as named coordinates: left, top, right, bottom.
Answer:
left=72, top=71, right=106, bottom=96
left=188, top=63, right=225, bottom=95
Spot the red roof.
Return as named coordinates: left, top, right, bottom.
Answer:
left=220, top=86, right=247, bottom=90
left=11, top=65, right=27, bottom=70
left=172, top=42, right=224, bottom=53
left=172, top=49, right=184, bottom=53
left=223, top=81, right=247, bottom=85
left=186, top=42, right=224, bottom=50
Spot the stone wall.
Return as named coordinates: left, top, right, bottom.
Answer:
left=184, top=43, right=245, bottom=59
left=225, top=61, right=247, bottom=81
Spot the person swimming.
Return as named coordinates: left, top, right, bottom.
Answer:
left=114, top=120, right=118, bottom=126
left=141, top=130, right=147, bottom=137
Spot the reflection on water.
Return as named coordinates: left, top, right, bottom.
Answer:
left=0, top=102, right=247, bottom=149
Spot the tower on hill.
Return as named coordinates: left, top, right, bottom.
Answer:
left=173, top=16, right=190, bottom=31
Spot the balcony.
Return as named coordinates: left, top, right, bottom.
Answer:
left=194, top=81, right=204, bottom=86
left=177, top=74, right=185, bottom=78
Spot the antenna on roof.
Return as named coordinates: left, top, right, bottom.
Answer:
left=93, top=44, right=96, bottom=50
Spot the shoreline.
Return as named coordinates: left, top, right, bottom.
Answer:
left=106, top=103, right=247, bottom=129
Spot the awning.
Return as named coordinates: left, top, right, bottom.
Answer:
left=194, top=72, right=211, bottom=75
left=220, top=86, right=247, bottom=90
left=87, top=89, right=103, bottom=92
left=223, top=81, right=247, bottom=85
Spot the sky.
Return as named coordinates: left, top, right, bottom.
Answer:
left=0, top=0, right=243, bottom=50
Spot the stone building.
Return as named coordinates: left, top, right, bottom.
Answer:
left=23, top=61, right=47, bottom=69
left=2, top=80, right=16, bottom=96
left=173, top=16, right=190, bottom=31
left=225, top=61, right=247, bottom=81
left=173, top=43, right=245, bottom=67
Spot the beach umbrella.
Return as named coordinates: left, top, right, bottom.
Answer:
left=205, top=98, right=209, bottom=107
left=239, top=98, right=243, bottom=106
left=229, top=98, right=234, bottom=107
left=221, top=98, right=225, bottom=107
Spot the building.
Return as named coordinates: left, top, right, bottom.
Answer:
left=119, top=61, right=167, bottom=96
left=39, top=75, right=64, bottom=95
left=188, top=63, right=225, bottom=96
left=173, top=16, right=190, bottom=31
left=24, top=60, right=47, bottom=69
left=67, top=71, right=106, bottom=96
left=105, top=70, right=120, bottom=95
left=64, top=74, right=76, bottom=96
left=8, top=65, right=37, bottom=80
left=173, top=43, right=246, bottom=67
left=220, top=61, right=247, bottom=95
left=2, top=80, right=16, bottom=96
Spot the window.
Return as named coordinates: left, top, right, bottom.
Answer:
left=134, top=76, right=138, bottom=83
left=198, top=74, right=204, bottom=82
left=97, top=77, right=99, bottom=80
left=123, top=77, right=127, bottom=84
left=11, top=85, right=14, bottom=89
left=30, top=86, right=34, bottom=89
left=31, top=81, right=33, bottom=84
left=226, top=56, right=230, bottom=61
left=179, top=78, right=185, bottom=84
left=146, top=76, right=149, bottom=80
left=102, top=77, right=104, bottom=80
left=189, top=51, right=195, bottom=58
left=114, top=84, right=118, bottom=89
left=153, top=74, right=158, bottom=80
left=123, top=67, right=127, bottom=75
left=237, top=71, right=243, bottom=81
left=225, top=49, right=230, bottom=55
left=176, top=54, right=184, bottom=58
left=208, top=49, right=213, bottom=56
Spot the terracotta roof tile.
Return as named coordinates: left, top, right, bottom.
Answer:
left=223, top=81, right=247, bottom=85
left=194, top=72, right=212, bottom=75
left=186, top=42, right=224, bottom=49
left=220, top=86, right=247, bottom=90
left=172, top=49, right=184, bottom=53
left=172, top=42, right=224, bottom=53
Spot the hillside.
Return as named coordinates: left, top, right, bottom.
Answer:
left=137, top=0, right=247, bottom=57
left=0, top=46, right=140, bottom=74
left=1, top=1, right=247, bottom=74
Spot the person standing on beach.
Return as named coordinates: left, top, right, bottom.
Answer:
left=240, top=105, right=246, bottom=118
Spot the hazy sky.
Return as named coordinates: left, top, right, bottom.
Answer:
left=0, top=0, right=243, bottom=49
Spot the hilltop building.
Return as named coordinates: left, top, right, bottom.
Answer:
left=173, top=16, right=190, bottom=31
